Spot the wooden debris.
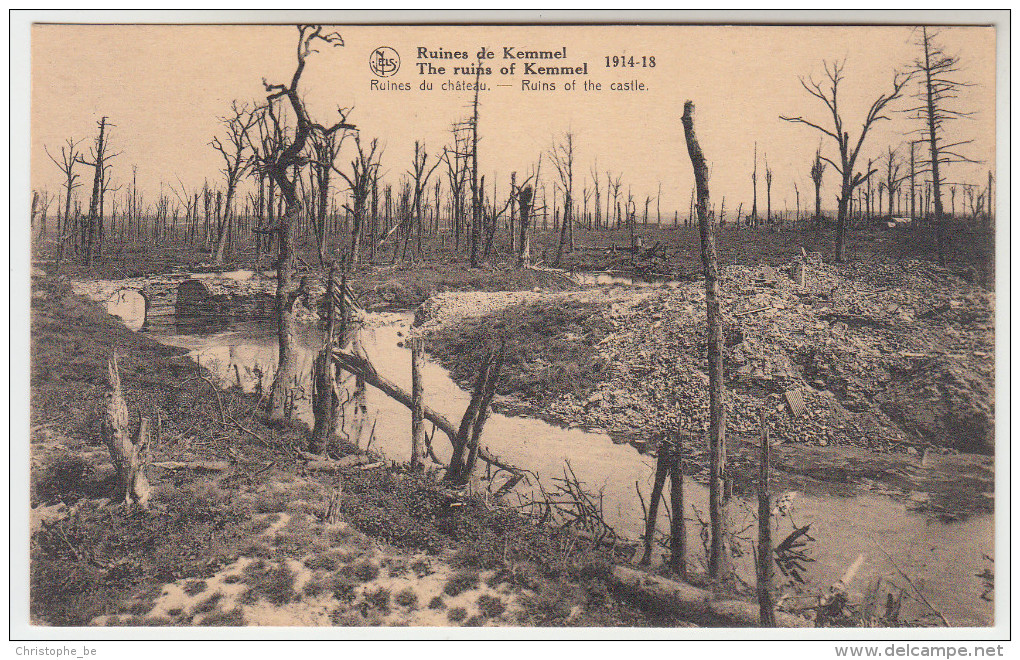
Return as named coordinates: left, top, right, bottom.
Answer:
left=302, top=453, right=374, bottom=471
left=152, top=460, right=230, bottom=472
left=784, top=388, right=806, bottom=417
left=610, top=566, right=812, bottom=628
left=735, top=305, right=772, bottom=317
left=919, top=301, right=951, bottom=319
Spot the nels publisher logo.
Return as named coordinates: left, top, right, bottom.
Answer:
left=369, top=47, right=400, bottom=77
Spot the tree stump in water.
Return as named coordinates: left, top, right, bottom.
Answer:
left=102, top=350, right=152, bottom=507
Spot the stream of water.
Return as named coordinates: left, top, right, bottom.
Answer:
left=102, top=286, right=994, bottom=627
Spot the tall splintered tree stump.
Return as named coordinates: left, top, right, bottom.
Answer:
left=640, top=440, right=672, bottom=566
left=682, top=101, right=730, bottom=580
left=669, top=436, right=686, bottom=579
left=757, top=409, right=776, bottom=626
left=445, top=346, right=504, bottom=486
left=102, top=350, right=152, bottom=507
left=410, top=337, right=426, bottom=469
left=311, top=267, right=346, bottom=454
left=639, top=437, right=687, bottom=577
left=517, top=185, right=534, bottom=267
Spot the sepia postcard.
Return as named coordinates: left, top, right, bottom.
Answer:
left=12, top=9, right=1008, bottom=650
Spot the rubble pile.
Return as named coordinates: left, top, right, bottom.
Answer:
left=543, top=257, right=994, bottom=455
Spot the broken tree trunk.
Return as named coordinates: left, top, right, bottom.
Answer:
left=330, top=348, right=522, bottom=478
left=447, top=347, right=504, bottom=486
left=611, top=566, right=812, bottom=628
left=669, top=437, right=686, bottom=580
left=102, top=350, right=152, bottom=507
left=269, top=205, right=304, bottom=422
left=517, top=185, right=534, bottom=268
left=311, top=267, right=347, bottom=454
left=465, top=347, right=505, bottom=476
left=682, top=100, right=730, bottom=580
left=757, top=408, right=776, bottom=627
left=410, top=337, right=425, bottom=470
left=640, top=441, right=671, bottom=565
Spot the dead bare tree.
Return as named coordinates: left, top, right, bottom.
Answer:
left=309, top=128, right=347, bottom=264
left=883, top=146, right=909, bottom=218
left=257, top=25, right=356, bottom=422
left=168, top=176, right=198, bottom=246
left=811, top=148, right=828, bottom=231
left=793, top=182, right=800, bottom=224
left=45, top=137, right=84, bottom=266
left=764, top=155, right=773, bottom=225
left=310, top=267, right=357, bottom=453
left=336, top=134, right=381, bottom=267
left=781, top=60, right=911, bottom=261
left=32, top=190, right=53, bottom=237
left=582, top=185, right=593, bottom=231
left=443, top=125, right=470, bottom=252
left=656, top=182, right=662, bottom=227
left=681, top=100, right=730, bottom=581
left=77, top=117, right=119, bottom=266
left=405, top=140, right=442, bottom=261
left=409, top=336, right=426, bottom=469
left=514, top=158, right=542, bottom=267
left=445, top=345, right=505, bottom=486
left=481, top=177, right=515, bottom=260
left=210, top=101, right=259, bottom=265
left=907, top=26, right=979, bottom=264
left=550, top=132, right=575, bottom=266
left=608, top=173, right=623, bottom=230
left=750, top=142, right=758, bottom=226
left=246, top=99, right=288, bottom=262
left=469, top=63, right=483, bottom=267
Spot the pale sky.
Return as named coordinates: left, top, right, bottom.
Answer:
left=30, top=23, right=996, bottom=217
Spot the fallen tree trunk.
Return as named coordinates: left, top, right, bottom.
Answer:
left=610, top=566, right=812, bottom=628
left=330, top=348, right=525, bottom=477
left=302, top=454, right=375, bottom=471
left=151, top=460, right=230, bottom=472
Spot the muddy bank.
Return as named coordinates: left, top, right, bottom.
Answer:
left=420, top=259, right=995, bottom=516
